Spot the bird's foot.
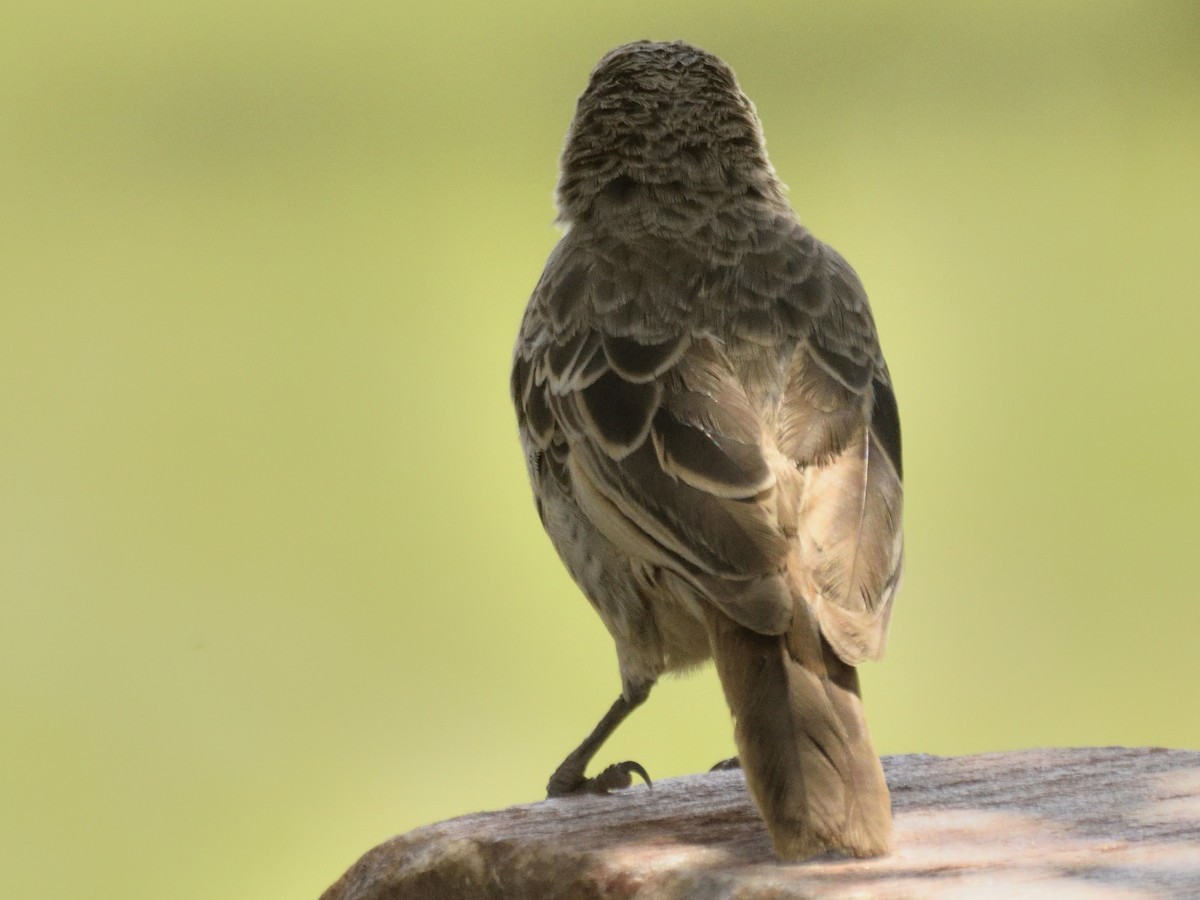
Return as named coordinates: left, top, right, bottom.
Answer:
left=709, top=756, right=741, bottom=772
left=546, top=760, right=652, bottom=797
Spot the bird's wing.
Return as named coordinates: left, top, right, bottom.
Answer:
left=512, top=237, right=795, bottom=636
left=777, top=240, right=904, bottom=665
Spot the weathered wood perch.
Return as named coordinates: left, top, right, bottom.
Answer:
left=322, top=747, right=1200, bottom=898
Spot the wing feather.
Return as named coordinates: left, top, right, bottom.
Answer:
left=781, top=247, right=904, bottom=665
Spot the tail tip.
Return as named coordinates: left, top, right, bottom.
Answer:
left=770, top=819, right=892, bottom=863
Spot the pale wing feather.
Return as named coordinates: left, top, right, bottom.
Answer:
left=780, top=248, right=904, bottom=665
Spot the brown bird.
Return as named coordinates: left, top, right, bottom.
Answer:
left=510, top=40, right=903, bottom=861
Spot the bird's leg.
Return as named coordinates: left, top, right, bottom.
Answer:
left=709, top=757, right=741, bottom=772
left=546, top=683, right=652, bottom=797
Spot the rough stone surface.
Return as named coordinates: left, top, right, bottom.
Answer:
left=321, top=748, right=1200, bottom=899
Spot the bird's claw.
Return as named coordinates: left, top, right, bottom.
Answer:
left=547, top=760, right=652, bottom=797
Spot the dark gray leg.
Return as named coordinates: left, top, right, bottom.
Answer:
left=546, top=684, right=653, bottom=797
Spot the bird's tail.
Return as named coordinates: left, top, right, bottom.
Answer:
left=706, top=605, right=892, bottom=861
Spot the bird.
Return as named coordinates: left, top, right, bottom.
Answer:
left=510, top=39, right=903, bottom=862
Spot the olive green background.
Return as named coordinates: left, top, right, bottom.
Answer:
left=3, top=1, right=1198, bottom=897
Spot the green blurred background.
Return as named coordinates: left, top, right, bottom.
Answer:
left=3, top=1, right=1198, bottom=897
